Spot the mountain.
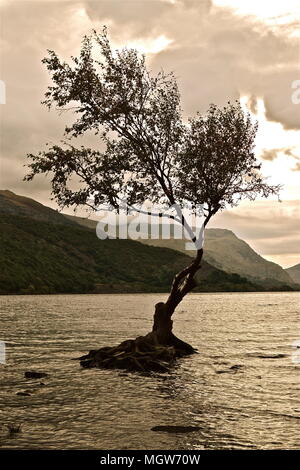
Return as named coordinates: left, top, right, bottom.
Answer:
left=64, top=213, right=100, bottom=230
left=285, top=263, right=300, bottom=284
left=203, top=229, right=294, bottom=285
left=70, top=216, right=294, bottom=288
left=138, top=228, right=295, bottom=288
left=0, top=213, right=260, bottom=294
left=0, top=190, right=297, bottom=294
left=0, top=190, right=76, bottom=227
left=0, top=212, right=187, bottom=294
left=0, top=190, right=262, bottom=294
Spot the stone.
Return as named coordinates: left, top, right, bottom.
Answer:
left=24, top=371, right=48, bottom=379
left=151, top=426, right=201, bottom=433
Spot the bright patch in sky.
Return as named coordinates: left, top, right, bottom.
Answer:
left=240, top=96, right=300, bottom=201
left=213, top=0, right=300, bottom=20
left=213, top=0, right=300, bottom=36
left=126, top=35, right=173, bottom=54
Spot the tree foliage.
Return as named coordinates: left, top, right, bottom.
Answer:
left=25, top=27, right=280, bottom=238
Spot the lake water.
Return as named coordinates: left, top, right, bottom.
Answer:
left=0, top=292, right=299, bottom=450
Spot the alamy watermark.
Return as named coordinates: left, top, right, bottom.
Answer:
left=291, top=39, right=300, bottom=104
left=94, top=199, right=206, bottom=251
left=291, top=80, right=300, bottom=104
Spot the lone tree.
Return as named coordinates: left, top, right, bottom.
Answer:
left=26, top=28, right=279, bottom=372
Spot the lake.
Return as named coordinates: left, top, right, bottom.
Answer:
left=0, top=292, right=299, bottom=449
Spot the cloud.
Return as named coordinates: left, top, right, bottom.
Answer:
left=260, top=146, right=300, bottom=173
left=260, top=147, right=299, bottom=162
left=0, top=0, right=90, bottom=190
left=247, top=95, right=259, bottom=114
left=261, top=148, right=282, bottom=161
left=292, top=162, right=300, bottom=171
left=83, top=0, right=300, bottom=128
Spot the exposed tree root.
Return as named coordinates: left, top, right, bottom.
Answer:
left=79, top=331, right=197, bottom=373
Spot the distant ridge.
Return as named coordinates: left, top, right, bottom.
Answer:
left=0, top=190, right=263, bottom=294
left=65, top=215, right=295, bottom=286
left=0, top=190, right=76, bottom=227
left=285, top=263, right=300, bottom=284
left=0, top=190, right=298, bottom=293
left=203, top=229, right=294, bottom=285
left=135, top=229, right=294, bottom=287
left=0, top=212, right=261, bottom=295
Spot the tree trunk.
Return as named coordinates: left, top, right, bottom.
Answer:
left=147, top=248, right=203, bottom=353
left=78, top=248, right=203, bottom=372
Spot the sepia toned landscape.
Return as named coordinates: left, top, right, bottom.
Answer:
left=0, top=0, right=299, bottom=456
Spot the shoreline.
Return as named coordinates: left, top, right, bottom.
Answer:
left=1, top=290, right=299, bottom=297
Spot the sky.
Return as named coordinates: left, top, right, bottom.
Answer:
left=0, top=0, right=299, bottom=268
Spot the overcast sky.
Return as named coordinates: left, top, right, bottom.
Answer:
left=0, top=0, right=299, bottom=267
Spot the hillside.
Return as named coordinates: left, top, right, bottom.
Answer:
left=64, top=213, right=99, bottom=231
left=204, top=229, right=294, bottom=285
left=0, top=190, right=297, bottom=294
left=67, top=215, right=295, bottom=288
left=0, top=213, right=262, bottom=295
left=285, top=263, right=300, bottom=284
left=0, top=190, right=76, bottom=227
left=137, top=228, right=295, bottom=287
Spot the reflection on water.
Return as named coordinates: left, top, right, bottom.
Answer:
left=0, top=292, right=299, bottom=449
